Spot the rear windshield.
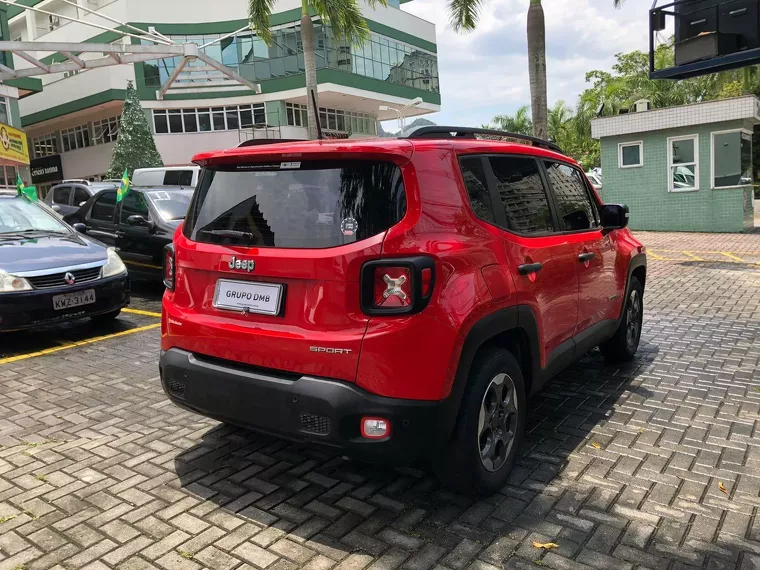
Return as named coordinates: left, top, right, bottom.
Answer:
left=183, top=160, right=406, bottom=248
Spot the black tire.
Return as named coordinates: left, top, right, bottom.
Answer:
left=434, top=347, right=526, bottom=495
left=600, top=276, right=643, bottom=362
left=90, top=309, right=121, bottom=324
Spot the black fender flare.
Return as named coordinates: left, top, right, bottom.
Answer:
left=435, top=305, right=540, bottom=447
left=619, top=253, right=647, bottom=323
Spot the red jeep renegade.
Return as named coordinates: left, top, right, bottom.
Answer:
left=160, top=126, right=646, bottom=494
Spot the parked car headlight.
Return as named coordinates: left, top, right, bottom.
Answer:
left=101, top=248, right=127, bottom=278
left=0, top=270, right=32, bottom=293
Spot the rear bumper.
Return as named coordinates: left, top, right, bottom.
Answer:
left=0, top=274, right=130, bottom=332
left=159, top=348, right=445, bottom=463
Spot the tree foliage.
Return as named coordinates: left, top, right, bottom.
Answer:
left=486, top=43, right=760, bottom=171
left=106, top=81, right=163, bottom=179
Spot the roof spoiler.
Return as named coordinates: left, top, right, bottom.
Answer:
left=399, top=126, right=562, bottom=153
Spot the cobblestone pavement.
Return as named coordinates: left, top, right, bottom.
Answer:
left=1, top=232, right=760, bottom=570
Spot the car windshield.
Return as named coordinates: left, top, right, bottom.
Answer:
left=0, top=197, right=70, bottom=235
left=145, top=189, right=194, bottom=221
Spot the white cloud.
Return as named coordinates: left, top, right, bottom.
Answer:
left=397, top=0, right=652, bottom=128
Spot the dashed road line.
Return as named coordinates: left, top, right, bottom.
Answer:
left=0, top=323, right=161, bottom=365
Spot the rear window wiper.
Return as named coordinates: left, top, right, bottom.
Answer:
left=199, top=229, right=255, bottom=242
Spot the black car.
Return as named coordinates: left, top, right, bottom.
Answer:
left=64, top=186, right=192, bottom=280
left=0, top=192, right=130, bottom=332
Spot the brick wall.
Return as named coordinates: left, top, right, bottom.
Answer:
left=599, top=120, right=751, bottom=232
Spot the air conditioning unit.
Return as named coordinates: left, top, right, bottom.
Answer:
left=634, top=99, right=652, bottom=113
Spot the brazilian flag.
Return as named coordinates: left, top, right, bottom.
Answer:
left=116, top=169, right=130, bottom=203
left=16, top=174, right=37, bottom=202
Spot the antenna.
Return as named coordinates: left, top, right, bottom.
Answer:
left=310, top=89, right=323, bottom=140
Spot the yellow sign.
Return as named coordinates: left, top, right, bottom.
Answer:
left=0, top=123, right=29, bottom=165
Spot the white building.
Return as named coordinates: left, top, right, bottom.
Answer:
left=5, top=0, right=440, bottom=196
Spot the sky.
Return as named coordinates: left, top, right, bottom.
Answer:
left=383, top=0, right=653, bottom=131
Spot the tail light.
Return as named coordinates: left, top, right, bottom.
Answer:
left=360, top=257, right=435, bottom=315
left=163, top=244, right=175, bottom=291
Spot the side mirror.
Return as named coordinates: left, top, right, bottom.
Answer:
left=72, top=223, right=87, bottom=234
left=127, top=214, right=149, bottom=226
left=601, top=204, right=629, bottom=230
left=52, top=204, right=61, bottom=213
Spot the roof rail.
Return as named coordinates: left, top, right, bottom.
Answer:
left=400, top=126, right=562, bottom=153
left=237, top=138, right=303, bottom=148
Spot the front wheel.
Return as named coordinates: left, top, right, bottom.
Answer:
left=600, top=276, right=643, bottom=361
left=434, top=348, right=526, bottom=495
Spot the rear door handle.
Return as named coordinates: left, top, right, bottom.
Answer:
left=578, top=252, right=596, bottom=263
left=518, top=263, right=543, bottom=275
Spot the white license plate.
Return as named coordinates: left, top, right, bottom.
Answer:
left=213, top=279, right=283, bottom=316
left=52, top=289, right=96, bottom=311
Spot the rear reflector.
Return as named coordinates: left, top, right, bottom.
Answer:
left=361, top=417, right=390, bottom=439
left=373, top=267, right=412, bottom=308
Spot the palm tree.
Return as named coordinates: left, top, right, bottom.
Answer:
left=449, top=0, right=624, bottom=140
left=249, top=0, right=386, bottom=139
left=488, top=104, right=532, bottom=134
left=547, top=100, right=571, bottom=143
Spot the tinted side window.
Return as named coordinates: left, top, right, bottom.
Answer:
left=459, top=157, right=494, bottom=223
left=120, top=191, right=150, bottom=224
left=488, top=156, right=554, bottom=234
left=544, top=162, right=598, bottom=231
left=163, top=170, right=193, bottom=186
left=53, top=186, right=71, bottom=205
left=91, top=191, right=117, bottom=222
left=73, top=187, right=90, bottom=206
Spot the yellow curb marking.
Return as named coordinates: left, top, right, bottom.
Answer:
left=0, top=323, right=161, bottom=365
left=721, top=252, right=746, bottom=263
left=682, top=251, right=704, bottom=261
left=122, top=308, right=162, bottom=318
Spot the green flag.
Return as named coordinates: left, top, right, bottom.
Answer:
left=16, top=174, right=37, bottom=202
left=116, top=169, right=130, bottom=203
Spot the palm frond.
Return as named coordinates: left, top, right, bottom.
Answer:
left=248, top=0, right=277, bottom=45
left=448, top=0, right=484, bottom=32
left=312, top=0, right=370, bottom=45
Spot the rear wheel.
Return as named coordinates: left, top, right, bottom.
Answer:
left=600, top=276, right=643, bottom=361
left=435, top=347, right=526, bottom=495
left=90, top=309, right=121, bottom=325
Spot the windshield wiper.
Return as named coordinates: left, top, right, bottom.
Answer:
left=0, top=229, right=67, bottom=236
left=199, top=229, right=255, bottom=242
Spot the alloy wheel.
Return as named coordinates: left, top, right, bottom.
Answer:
left=478, top=373, right=518, bottom=472
left=626, top=289, right=642, bottom=348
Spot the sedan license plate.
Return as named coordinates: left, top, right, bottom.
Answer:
left=53, top=289, right=96, bottom=311
left=214, top=279, right=283, bottom=316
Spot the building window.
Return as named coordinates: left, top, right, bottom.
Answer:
left=0, top=165, right=17, bottom=189
left=32, top=134, right=58, bottom=158
left=61, top=124, right=91, bottom=152
left=93, top=116, right=120, bottom=144
left=153, top=104, right=267, bottom=134
left=712, top=130, right=753, bottom=189
left=668, top=134, right=698, bottom=192
left=285, top=103, right=376, bottom=135
left=0, top=97, right=9, bottom=126
left=618, top=141, right=642, bottom=168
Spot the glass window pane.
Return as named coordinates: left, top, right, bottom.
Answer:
left=672, top=138, right=695, bottom=164
left=198, top=111, right=211, bottom=132
left=183, top=110, right=198, bottom=133
left=168, top=111, right=183, bottom=133
left=91, top=191, right=117, bottom=222
left=212, top=109, right=226, bottom=131
left=489, top=156, right=554, bottom=234
left=286, top=106, right=294, bottom=126
left=253, top=105, right=265, bottom=125
left=621, top=144, right=641, bottom=167
left=459, top=157, right=494, bottom=223
left=155, top=112, right=168, bottom=134
left=544, top=161, right=597, bottom=231
left=741, top=132, right=753, bottom=185
left=240, top=108, right=253, bottom=128
left=672, top=165, right=696, bottom=190
left=226, top=107, right=240, bottom=130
